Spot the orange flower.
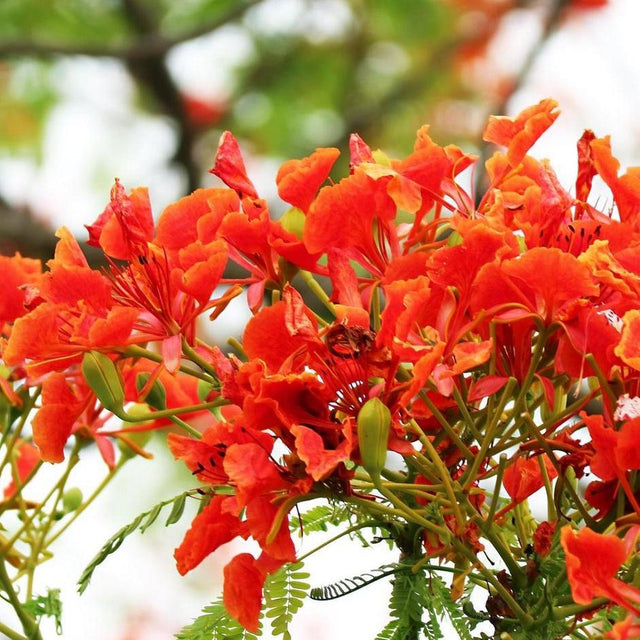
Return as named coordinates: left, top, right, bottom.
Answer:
left=483, top=99, right=559, bottom=168
left=276, top=147, right=340, bottom=212
left=584, top=413, right=640, bottom=516
left=606, top=615, right=640, bottom=640
left=471, top=247, right=599, bottom=325
left=616, top=310, right=640, bottom=371
left=2, top=440, right=40, bottom=500
left=223, top=553, right=264, bottom=633
left=561, top=526, right=640, bottom=615
left=503, top=455, right=558, bottom=505
left=590, top=136, right=640, bottom=229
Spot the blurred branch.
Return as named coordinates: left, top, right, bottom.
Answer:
left=0, top=196, right=56, bottom=260
left=0, top=0, right=260, bottom=62
left=0, top=0, right=260, bottom=196
left=473, top=0, right=571, bottom=203
left=0, top=194, right=105, bottom=265
left=118, top=0, right=200, bottom=192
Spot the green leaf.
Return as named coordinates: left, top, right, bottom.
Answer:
left=175, top=599, right=260, bottom=640
left=310, top=564, right=400, bottom=601
left=262, top=561, right=309, bottom=639
left=24, top=588, right=63, bottom=635
left=165, top=492, right=188, bottom=525
left=428, top=574, right=472, bottom=640
left=78, top=489, right=197, bottom=595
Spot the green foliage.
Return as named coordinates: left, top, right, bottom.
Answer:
left=309, top=564, right=399, bottom=601
left=375, top=568, right=427, bottom=640
left=175, top=562, right=308, bottom=640
left=428, top=574, right=472, bottom=640
left=0, top=0, right=128, bottom=44
left=291, top=503, right=349, bottom=535
left=374, top=570, right=473, bottom=640
left=263, top=561, right=309, bottom=640
left=77, top=489, right=197, bottom=595
left=175, top=599, right=260, bottom=640
left=24, top=588, right=63, bottom=635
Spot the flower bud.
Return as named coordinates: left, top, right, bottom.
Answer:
left=81, top=351, right=125, bottom=416
left=280, top=207, right=305, bottom=239
left=136, top=373, right=166, bottom=410
left=62, top=487, right=83, bottom=513
left=357, top=397, right=391, bottom=480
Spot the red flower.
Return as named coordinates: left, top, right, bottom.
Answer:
left=209, top=131, right=258, bottom=199
left=584, top=413, right=640, bottom=516
left=174, top=495, right=248, bottom=575
left=483, top=99, right=559, bottom=168
left=2, top=440, right=39, bottom=499
left=3, top=228, right=138, bottom=377
left=223, top=553, right=264, bottom=633
left=471, top=247, right=599, bottom=325
left=503, top=455, right=557, bottom=506
left=533, top=521, right=555, bottom=557
left=606, top=615, right=640, bottom=640
left=561, top=526, right=640, bottom=615
left=276, top=147, right=340, bottom=212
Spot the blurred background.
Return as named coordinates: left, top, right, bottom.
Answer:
left=0, top=0, right=638, bottom=638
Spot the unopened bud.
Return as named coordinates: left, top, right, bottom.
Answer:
left=136, top=373, right=166, bottom=410
left=62, top=487, right=83, bottom=513
left=82, top=351, right=125, bottom=416
left=357, top=398, right=391, bottom=480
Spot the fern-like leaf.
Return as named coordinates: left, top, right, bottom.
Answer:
left=376, top=566, right=428, bottom=639
left=291, top=503, right=350, bottom=535
left=78, top=489, right=198, bottom=594
left=429, top=574, right=472, bottom=640
left=175, top=599, right=259, bottom=640
left=263, top=561, right=309, bottom=640
left=310, top=564, right=400, bottom=600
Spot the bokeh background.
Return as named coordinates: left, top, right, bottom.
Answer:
left=0, top=0, right=639, bottom=638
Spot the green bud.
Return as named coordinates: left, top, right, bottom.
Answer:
left=117, top=403, right=155, bottom=458
left=357, top=398, right=391, bottom=480
left=136, top=373, right=166, bottom=410
left=82, top=351, right=125, bottom=416
left=280, top=207, right=306, bottom=239
left=62, top=487, right=83, bottom=513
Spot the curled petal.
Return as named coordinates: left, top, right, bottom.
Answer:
left=483, top=99, right=559, bottom=167
left=209, top=131, right=258, bottom=198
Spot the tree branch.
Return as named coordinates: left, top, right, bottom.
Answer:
left=0, top=0, right=260, bottom=62
left=473, top=0, right=572, bottom=203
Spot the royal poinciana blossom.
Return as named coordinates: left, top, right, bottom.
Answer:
left=1, top=98, right=640, bottom=639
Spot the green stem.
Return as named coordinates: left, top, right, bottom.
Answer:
left=451, top=385, right=482, bottom=441
left=118, top=397, right=227, bottom=427
left=552, top=599, right=608, bottom=619
left=413, top=391, right=473, bottom=459
left=451, top=536, right=533, bottom=628
left=299, top=270, right=336, bottom=317
left=3, top=446, right=80, bottom=556
left=405, top=418, right=466, bottom=531
left=183, top=339, right=220, bottom=381
left=462, top=378, right=516, bottom=490
left=486, top=454, right=508, bottom=524
left=0, top=619, right=28, bottom=640
left=0, top=559, right=42, bottom=640
left=122, top=345, right=214, bottom=382
left=296, top=521, right=381, bottom=562
left=372, top=478, right=451, bottom=539
left=45, top=456, right=126, bottom=548
left=0, top=389, right=40, bottom=472
left=25, top=445, right=81, bottom=600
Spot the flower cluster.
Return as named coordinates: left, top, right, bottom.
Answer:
left=2, top=98, right=640, bottom=638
